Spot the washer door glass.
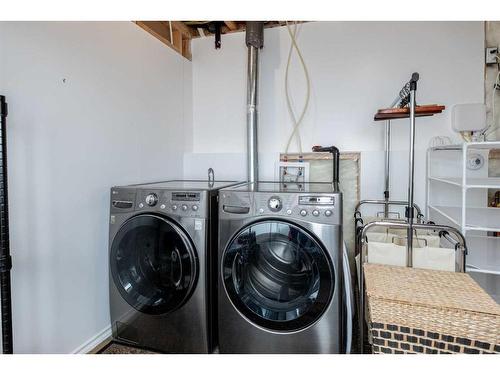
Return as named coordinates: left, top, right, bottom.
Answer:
left=222, top=220, right=334, bottom=331
left=110, top=214, right=197, bottom=315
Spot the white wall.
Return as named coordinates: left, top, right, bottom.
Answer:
left=0, top=22, right=192, bottom=353
left=185, top=22, right=484, bottom=208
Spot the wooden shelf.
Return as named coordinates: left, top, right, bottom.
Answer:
left=374, top=105, right=445, bottom=121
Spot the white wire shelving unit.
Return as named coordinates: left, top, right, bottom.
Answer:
left=426, top=141, right=500, bottom=302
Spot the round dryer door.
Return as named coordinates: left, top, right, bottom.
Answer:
left=222, top=220, right=334, bottom=332
left=110, top=214, right=198, bottom=315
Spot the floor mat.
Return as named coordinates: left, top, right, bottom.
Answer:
left=98, top=342, right=158, bottom=354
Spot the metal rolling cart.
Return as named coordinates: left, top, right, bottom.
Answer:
left=355, top=73, right=468, bottom=353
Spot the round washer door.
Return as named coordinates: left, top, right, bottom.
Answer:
left=222, top=220, right=334, bottom=332
left=110, top=214, right=198, bottom=315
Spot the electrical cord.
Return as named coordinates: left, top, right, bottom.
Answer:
left=486, top=69, right=500, bottom=139
left=484, top=54, right=500, bottom=140
left=284, top=21, right=311, bottom=154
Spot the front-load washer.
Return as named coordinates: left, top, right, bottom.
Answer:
left=108, top=180, right=242, bottom=353
left=218, top=181, right=346, bottom=353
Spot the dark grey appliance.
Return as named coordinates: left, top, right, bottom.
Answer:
left=218, top=182, right=345, bottom=353
left=108, top=180, right=241, bottom=353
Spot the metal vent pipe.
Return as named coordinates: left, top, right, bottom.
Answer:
left=245, top=22, right=264, bottom=184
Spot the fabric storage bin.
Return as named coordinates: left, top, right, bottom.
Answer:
left=366, top=228, right=441, bottom=248
left=364, top=263, right=500, bottom=354
left=366, top=241, right=456, bottom=271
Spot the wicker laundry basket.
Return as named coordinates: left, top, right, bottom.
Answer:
left=364, top=263, right=500, bottom=354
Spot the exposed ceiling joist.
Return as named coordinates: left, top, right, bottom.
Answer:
left=224, top=21, right=238, bottom=31
left=135, top=21, right=304, bottom=60
left=135, top=21, right=193, bottom=60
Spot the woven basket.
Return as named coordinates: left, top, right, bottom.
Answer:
left=364, top=263, right=500, bottom=354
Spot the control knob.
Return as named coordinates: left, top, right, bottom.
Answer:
left=300, top=209, right=308, bottom=217
left=325, top=210, right=332, bottom=217
left=181, top=204, right=188, bottom=211
left=312, top=210, right=320, bottom=217
left=145, top=193, right=158, bottom=206
left=192, top=205, right=199, bottom=211
left=268, top=196, right=282, bottom=212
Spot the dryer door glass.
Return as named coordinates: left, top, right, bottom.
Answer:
left=110, top=214, right=197, bottom=315
left=222, top=220, right=334, bottom=331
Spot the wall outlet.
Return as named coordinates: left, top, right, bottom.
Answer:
left=486, top=47, right=499, bottom=65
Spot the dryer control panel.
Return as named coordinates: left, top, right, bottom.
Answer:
left=220, top=191, right=342, bottom=225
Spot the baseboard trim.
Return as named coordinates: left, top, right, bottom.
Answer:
left=72, top=324, right=112, bottom=354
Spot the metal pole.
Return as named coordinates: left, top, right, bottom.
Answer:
left=245, top=22, right=264, bottom=185
left=384, top=120, right=391, bottom=218
left=0, top=95, right=13, bottom=354
left=358, top=231, right=365, bottom=353
left=246, top=46, right=259, bottom=184
left=406, top=75, right=418, bottom=267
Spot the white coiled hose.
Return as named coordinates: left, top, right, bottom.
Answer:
left=284, top=21, right=311, bottom=154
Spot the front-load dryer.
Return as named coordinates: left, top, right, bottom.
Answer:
left=218, top=181, right=346, bottom=353
left=108, top=180, right=241, bottom=353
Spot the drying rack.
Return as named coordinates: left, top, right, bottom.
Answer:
left=354, top=73, right=467, bottom=353
left=355, top=73, right=444, bottom=222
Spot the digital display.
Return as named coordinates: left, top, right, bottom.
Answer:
left=172, top=192, right=201, bottom=202
left=298, top=195, right=334, bottom=205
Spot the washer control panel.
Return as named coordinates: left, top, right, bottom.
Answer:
left=131, top=189, right=207, bottom=218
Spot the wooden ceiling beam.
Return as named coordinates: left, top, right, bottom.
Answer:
left=224, top=21, right=238, bottom=31
left=134, top=21, right=192, bottom=61
left=170, top=21, right=198, bottom=38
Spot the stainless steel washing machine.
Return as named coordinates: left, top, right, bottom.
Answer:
left=108, top=180, right=241, bottom=353
left=218, top=182, right=345, bottom=353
